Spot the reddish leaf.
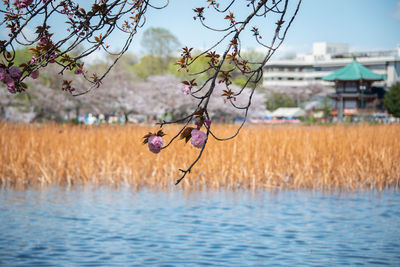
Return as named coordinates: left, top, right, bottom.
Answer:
left=180, top=127, right=194, bottom=143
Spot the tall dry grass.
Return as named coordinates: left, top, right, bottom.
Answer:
left=0, top=122, right=399, bottom=190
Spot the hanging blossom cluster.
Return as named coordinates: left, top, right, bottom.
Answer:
left=14, top=0, right=48, bottom=8
left=1, top=0, right=148, bottom=95
left=0, top=65, right=38, bottom=94
left=142, top=0, right=301, bottom=185
left=143, top=109, right=210, bottom=154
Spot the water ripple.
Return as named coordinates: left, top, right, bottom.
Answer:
left=0, top=188, right=399, bottom=266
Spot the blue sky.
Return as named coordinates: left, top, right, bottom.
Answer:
left=1, top=0, right=399, bottom=59
left=135, top=0, right=400, bottom=57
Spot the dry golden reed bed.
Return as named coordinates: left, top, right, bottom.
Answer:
left=0, top=122, right=399, bottom=190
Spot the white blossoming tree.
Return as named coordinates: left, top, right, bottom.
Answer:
left=0, top=0, right=302, bottom=184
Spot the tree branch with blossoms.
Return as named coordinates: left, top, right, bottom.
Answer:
left=1, top=0, right=158, bottom=93
left=143, top=0, right=302, bottom=185
left=1, top=0, right=301, bottom=186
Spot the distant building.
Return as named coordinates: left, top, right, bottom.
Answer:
left=263, top=42, right=400, bottom=88
left=272, top=107, right=306, bottom=119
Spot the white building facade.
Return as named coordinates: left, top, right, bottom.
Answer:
left=263, top=42, right=400, bottom=88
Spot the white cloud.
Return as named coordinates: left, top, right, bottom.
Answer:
left=84, top=50, right=108, bottom=65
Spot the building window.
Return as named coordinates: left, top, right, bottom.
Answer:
left=337, top=82, right=344, bottom=92
left=366, top=64, right=385, bottom=70
left=346, top=81, right=357, bottom=92
left=344, top=100, right=357, bottom=108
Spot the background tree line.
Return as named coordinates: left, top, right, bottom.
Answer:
left=0, top=27, right=329, bottom=123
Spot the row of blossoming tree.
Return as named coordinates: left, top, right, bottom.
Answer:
left=0, top=0, right=302, bottom=184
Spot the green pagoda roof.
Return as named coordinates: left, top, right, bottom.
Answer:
left=322, top=59, right=386, bottom=81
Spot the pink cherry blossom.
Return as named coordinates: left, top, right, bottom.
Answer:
left=7, top=83, right=16, bottom=93
left=181, top=84, right=190, bottom=95
left=148, top=135, right=164, bottom=154
left=0, top=68, right=6, bottom=83
left=190, top=129, right=207, bottom=149
left=4, top=73, right=13, bottom=85
left=4, top=74, right=15, bottom=93
left=30, top=70, right=39, bottom=79
left=9, top=66, right=22, bottom=79
left=17, top=0, right=33, bottom=8
left=38, top=36, right=49, bottom=46
left=21, top=0, right=33, bottom=8
left=49, top=52, right=57, bottom=63
left=74, top=68, right=84, bottom=75
left=194, top=120, right=202, bottom=129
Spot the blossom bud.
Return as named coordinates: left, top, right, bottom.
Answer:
left=148, top=135, right=164, bottom=154
left=30, top=70, right=39, bottom=79
left=74, top=68, right=84, bottom=75
left=195, top=121, right=202, bottom=129
left=181, top=85, right=190, bottom=95
left=7, top=83, right=16, bottom=94
left=38, top=36, right=48, bottom=46
left=5, top=74, right=15, bottom=93
left=0, top=68, right=6, bottom=83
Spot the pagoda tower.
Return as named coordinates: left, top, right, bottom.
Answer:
left=322, top=58, right=385, bottom=121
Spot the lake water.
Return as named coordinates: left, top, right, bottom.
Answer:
left=0, top=187, right=399, bottom=266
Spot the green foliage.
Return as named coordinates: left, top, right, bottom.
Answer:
left=133, top=27, right=180, bottom=78
left=240, top=49, right=264, bottom=65
left=321, top=97, right=332, bottom=117
left=265, top=91, right=296, bottom=111
left=141, top=27, right=180, bottom=58
left=132, top=55, right=168, bottom=78
left=15, top=92, right=31, bottom=102
left=301, top=116, right=316, bottom=124
left=119, top=53, right=139, bottom=67
left=384, top=82, right=400, bottom=117
left=1, top=47, right=32, bottom=66
left=236, top=49, right=264, bottom=87
left=232, top=77, right=248, bottom=87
